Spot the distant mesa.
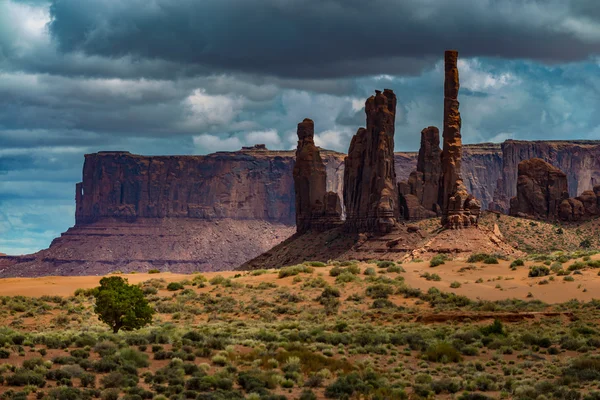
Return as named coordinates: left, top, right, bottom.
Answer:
left=241, top=144, right=268, bottom=151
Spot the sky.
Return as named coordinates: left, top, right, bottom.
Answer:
left=2, top=0, right=600, bottom=255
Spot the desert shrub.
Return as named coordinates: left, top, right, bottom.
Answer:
left=209, top=275, right=232, bottom=286
left=6, top=369, right=46, bottom=387
left=335, top=272, right=360, bottom=284
left=371, top=299, right=395, bottom=309
left=421, top=272, right=441, bottom=281
left=450, top=281, right=461, bottom=289
left=480, top=319, right=504, bottom=336
left=100, top=371, right=139, bottom=388
left=148, top=269, right=160, bottom=274
left=423, top=342, right=462, bottom=363
left=510, top=259, right=525, bottom=269
left=167, top=282, right=184, bottom=291
left=22, top=357, right=45, bottom=370
left=568, top=261, right=586, bottom=271
left=468, top=253, right=488, bottom=263
left=387, top=265, right=405, bottom=273
left=317, top=287, right=341, bottom=315
left=299, top=389, right=318, bottom=400
left=237, top=370, right=278, bottom=394
left=100, top=388, right=120, bottom=400
left=431, top=378, right=463, bottom=394
left=528, top=265, right=550, bottom=277
left=363, top=267, right=376, bottom=276
left=563, top=357, right=600, bottom=381
left=80, top=373, right=96, bottom=388
left=279, top=265, right=314, bottom=279
left=376, top=261, right=395, bottom=269
left=94, top=341, right=118, bottom=357
left=118, top=347, right=149, bottom=368
left=430, top=255, right=446, bottom=267
left=564, top=276, right=575, bottom=282
left=365, top=284, right=394, bottom=299
left=0, top=349, right=10, bottom=358
left=304, top=261, right=326, bottom=267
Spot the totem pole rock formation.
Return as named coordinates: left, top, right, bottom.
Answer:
left=344, top=89, right=398, bottom=233
left=293, top=119, right=341, bottom=233
left=398, top=127, right=442, bottom=220
left=439, top=50, right=481, bottom=229
left=509, top=158, right=569, bottom=220
left=416, top=126, right=443, bottom=213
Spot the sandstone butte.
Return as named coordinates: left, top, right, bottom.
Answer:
left=293, top=118, right=341, bottom=233
left=344, top=89, right=398, bottom=233
left=509, top=157, right=600, bottom=222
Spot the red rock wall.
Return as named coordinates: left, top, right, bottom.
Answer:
left=74, top=140, right=599, bottom=227
left=492, top=140, right=600, bottom=212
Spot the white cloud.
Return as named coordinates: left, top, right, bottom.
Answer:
left=458, top=59, right=519, bottom=92
left=244, top=129, right=281, bottom=148
left=314, top=129, right=351, bottom=152
left=180, top=89, right=245, bottom=131
left=192, top=134, right=242, bottom=154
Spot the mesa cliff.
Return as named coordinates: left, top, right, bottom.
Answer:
left=3, top=140, right=599, bottom=277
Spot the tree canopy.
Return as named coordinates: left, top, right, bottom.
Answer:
left=93, top=276, right=154, bottom=333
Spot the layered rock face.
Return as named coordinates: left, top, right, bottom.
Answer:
left=398, top=127, right=442, bottom=220
left=509, top=158, right=569, bottom=220
left=492, top=140, right=600, bottom=212
left=76, top=150, right=299, bottom=224
left=293, top=119, right=341, bottom=233
left=344, top=89, right=399, bottom=233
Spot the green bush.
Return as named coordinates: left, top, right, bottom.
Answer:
left=421, top=272, right=442, bottom=281
left=480, top=319, right=504, bottom=336
left=366, top=284, right=395, bottom=299
left=387, top=265, right=405, bottom=273
left=363, top=267, right=376, bottom=276
left=422, top=342, right=462, bottom=363
left=528, top=265, right=550, bottom=277
left=279, top=265, right=314, bottom=278
left=303, top=261, right=326, bottom=267
left=430, top=255, right=446, bottom=267
left=450, top=281, right=461, bottom=289
left=148, top=269, right=161, bottom=274
left=6, top=370, right=46, bottom=387
left=167, top=282, right=184, bottom=291
left=376, top=261, right=395, bottom=269
left=467, top=253, right=488, bottom=263
left=568, top=261, right=586, bottom=271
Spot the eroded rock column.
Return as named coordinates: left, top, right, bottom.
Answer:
left=344, top=89, right=398, bottom=233
left=440, top=50, right=463, bottom=220
left=293, top=119, right=341, bottom=233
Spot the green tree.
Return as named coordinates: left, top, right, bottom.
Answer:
left=93, top=276, right=154, bottom=333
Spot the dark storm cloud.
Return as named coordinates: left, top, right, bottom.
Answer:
left=46, top=0, right=600, bottom=79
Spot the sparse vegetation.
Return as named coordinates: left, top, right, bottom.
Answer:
left=0, top=258, right=599, bottom=399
